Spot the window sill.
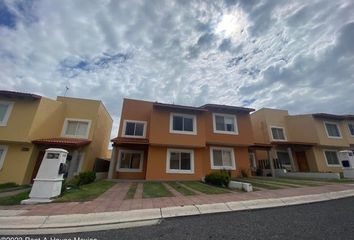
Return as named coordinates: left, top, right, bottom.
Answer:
left=121, top=134, right=146, bottom=138
left=213, top=130, right=238, bottom=135
left=327, top=136, right=343, bottom=139
left=326, top=164, right=341, bottom=167
left=169, top=130, right=197, bottom=135
left=117, top=168, right=143, bottom=172
left=166, top=170, right=194, bottom=174
left=211, top=166, right=236, bottom=170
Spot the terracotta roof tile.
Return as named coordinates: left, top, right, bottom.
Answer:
left=32, top=138, right=91, bottom=147
left=111, top=137, right=149, bottom=145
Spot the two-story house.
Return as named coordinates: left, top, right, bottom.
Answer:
left=0, top=90, right=113, bottom=185
left=250, top=108, right=354, bottom=174
left=108, top=98, right=255, bottom=180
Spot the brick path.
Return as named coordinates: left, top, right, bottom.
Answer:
left=0, top=183, right=353, bottom=216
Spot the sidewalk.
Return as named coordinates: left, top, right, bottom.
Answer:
left=0, top=183, right=353, bottom=234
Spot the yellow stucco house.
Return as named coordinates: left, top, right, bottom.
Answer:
left=0, top=90, right=113, bottom=185
left=250, top=108, right=354, bottom=175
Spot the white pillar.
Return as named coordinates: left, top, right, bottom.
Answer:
left=268, top=149, right=276, bottom=177
left=108, top=146, right=117, bottom=179
left=287, top=147, right=296, bottom=172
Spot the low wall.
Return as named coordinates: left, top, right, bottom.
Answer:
left=276, top=171, right=340, bottom=180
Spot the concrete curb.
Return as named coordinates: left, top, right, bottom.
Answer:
left=1, top=189, right=354, bottom=234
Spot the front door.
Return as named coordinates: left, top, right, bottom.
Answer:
left=295, top=151, right=309, bottom=172
left=31, top=150, right=45, bottom=183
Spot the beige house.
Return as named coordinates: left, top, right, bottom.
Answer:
left=0, top=90, right=113, bottom=185
left=250, top=108, right=354, bottom=174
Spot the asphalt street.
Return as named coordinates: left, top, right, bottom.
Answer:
left=8, top=197, right=354, bottom=240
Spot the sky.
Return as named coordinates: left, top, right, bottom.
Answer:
left=1, top=0, right=354, bottom=139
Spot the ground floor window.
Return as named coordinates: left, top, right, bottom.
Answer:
left=210, top=147, right=236, bottom=170
left=166, top=149, right=194, bottom=174
left=0, top=145, right=8, bottom=170
left=277, top=151, right=291, bottom=165
left=324, top=150, right=340, bottom=166
left=117, top=150, right=144, bottom=172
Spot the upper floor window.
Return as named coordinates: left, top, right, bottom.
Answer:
left=62, top=118, right=91, bottom=139
left=271, top=126, right=286, bottom=140
left=0, top=101, right=14, bottom=126
left=324, top=121, right=342, bottom=138
left=213, top=113, right=238, bottom=135
left=210, top=147, right=236, bottom=170
left=122, top=120, right=146, bottom=138
left=348, top=122, right=354, bottom=137
left=170, top=113, right=196, bottom=135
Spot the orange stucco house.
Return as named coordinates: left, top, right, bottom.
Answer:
left=108, top=98, right=255, bottom=180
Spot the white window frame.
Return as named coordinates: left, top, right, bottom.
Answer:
left=61, top=118, right=92, bottom=139
left=0, top=145, right=8, bottom=170
left=276, top=150, right=291, bottom=166
left=249, top=152, right=257, bottom=169
left=323, top=149, right=341, bottom=167
left=210, top=146, right=236, bottom=170
left=0, top=101, right=14, bottom=127
left=348, top=122, right=354, bottom=137
left=116, top=149, right=144, bottom=172
left=166, top=148, right=194, bottom=174
left=270, top=126, right=287, bottom=141
left=324, top=121, right=342, bottom=139
left=169, top=113, right=197, bottom=135
left=212, top=113, right=238, bottom=135
left=122, top=120, right=147, bottom=138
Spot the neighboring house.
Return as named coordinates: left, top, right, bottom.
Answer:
left=250, top=108, right=354, bottom=174
left=108, top=98, right=255, bottom=180
left=0, top=90, right=113, bottom=185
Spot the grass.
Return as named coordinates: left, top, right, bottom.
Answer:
left=181, top=181, right=230, bottom=194
left=0, top=190, right=30, bottom=205
left=125, top=183, right=138, bottom=199
left=143, top=182, right=173, bottom=198
left=55, top=180, right=115, bottom=202
left=279, top=177, right=354, bottom=184
left=0, top=182, right=19, bottom=190
left=167, top=182, right=196, bottom=196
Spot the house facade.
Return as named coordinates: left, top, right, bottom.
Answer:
left=108, top=98, right=255, bottom=180
left=0, top=90, right=113, bottom=185
left=250, top=108, right=354, bottom=174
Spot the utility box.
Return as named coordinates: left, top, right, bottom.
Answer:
left=338, top=150, right=354, bottom=179
left=22, top=148, right=68, bottom=204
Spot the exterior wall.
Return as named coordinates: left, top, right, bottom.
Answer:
left=342, top=120, right=354, bottom=145
left=250, top=112, right=269, bottom=144
left=0, top=142, right=35, bottom=184
left=113, top=147, right=148, bottom=179
left=285, top=115, right=319, bottom=143
left=145, top=146, right=204, bottom=180
left=314, top=118, right=349, bottom=147
left=312, top=146, right=344, bottom=173
left=0, top=98, right=39, bottom=142
left=149, top=110, right=206, bottom=147
left=117, top=99, right=153, bottom=138
left=205, top=111, right=254, bottom=146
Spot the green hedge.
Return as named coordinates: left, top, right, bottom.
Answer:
left=205, top=171, right=230, bottom=187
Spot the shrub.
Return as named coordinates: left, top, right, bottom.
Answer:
left=205, top=171, right=230, bottom=187
left=77, top=171, right=96, bottom=186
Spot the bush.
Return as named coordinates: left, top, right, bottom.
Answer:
left=205, top=171, right=230, bottom=187
left=66, top=171, right=96, bottom=188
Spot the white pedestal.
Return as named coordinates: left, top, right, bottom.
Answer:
left=343, top=169, right=354, bottom=179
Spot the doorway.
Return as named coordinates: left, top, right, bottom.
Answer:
left=295, top=151, right=309, bottom=172
left=31, top=150, right=45, bottom=183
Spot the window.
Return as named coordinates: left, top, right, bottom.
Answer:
left=323, top=150, right=340, bottom=166
left=210, top=147, right=236, bottom=170
left=170, top=113, right=196, bottom=134
left=271, top=127, right=286, bottom=140
left=324, top=121, right=341, bottom=138
left=122, top=120, right=146, bottom=138
left=277, top=151, right=291, bottom=165
left=0, top=145, right=8, bottom=170
left=166, top=149, right=194, bottom=174
left=212, top=113, right=238, bottom=135
left=62, top=118, right=91, bottom=138
left=0, top=101, right=14, bottom=126
left=117, top=150, right=144, bottom=172
left=348, top=122, right=354, bottom=137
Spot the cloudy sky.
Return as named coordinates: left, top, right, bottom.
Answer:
left=1, top=0, right=354, bottom=138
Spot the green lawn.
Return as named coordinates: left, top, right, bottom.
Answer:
left=55, top=180, right=115, bottom=202
left=0, top=182, right=30, bottom=193
left=167, top=182, right=196, bottom=196
left=125, top=183, right=138, bottom=199
left=0, top=190, right=30, bottom=205
left=181, top=181, right=230, bottom=194
left=143, top=182, right=173, bottom=198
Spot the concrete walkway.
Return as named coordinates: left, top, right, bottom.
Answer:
left=0, top=186, right=354, bottom=235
